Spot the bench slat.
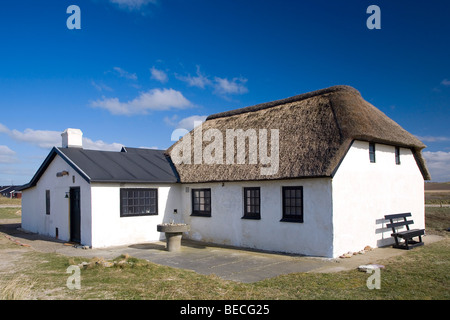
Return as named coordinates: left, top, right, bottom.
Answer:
left=393, top=229, right=424, bottom=238
left=386, top=220, right=414, bottom=229
left=385, top=212, right=411, bottom=220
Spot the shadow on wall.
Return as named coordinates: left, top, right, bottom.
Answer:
left=375, top=217, right=395, bottom=248
left=160, top=185, right=184, bottom=241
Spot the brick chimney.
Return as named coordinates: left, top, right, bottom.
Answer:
left=61, top=128, right=83, bottom=148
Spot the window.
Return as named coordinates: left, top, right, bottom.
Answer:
left=45, top=190, right=50, bottom=215
left=243, top=187, right=260, bottom=219
left=120, top=188, right=158, bottom=217
left=395, top=146, right=401, bottom=165
left=369, top=142, right=376, bottom=163
left=191, top=188, right=211, bottom=217
left=281, top=186, right=303, bottom=222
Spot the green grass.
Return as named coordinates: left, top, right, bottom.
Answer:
left=425, top=206, right=450, bottom=235
left=1, top=206, right=449, bottom=300
left=0, top=207, right=21, bottom=219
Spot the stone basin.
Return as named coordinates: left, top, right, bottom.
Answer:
left=157, top=224, right=190, bottom=252
left=157, top=224, right=190, bottom=233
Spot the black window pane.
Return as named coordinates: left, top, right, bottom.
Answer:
left=282, top=187, right=303, bottom=222
left=369, top=143, right=376, bottom=163
left=243, top=187, right=261, bottom=219
left=192, top=189, right=211, bottom=216
left=45, top=190, right=50, bottom=215
left=120, top=189, right=158, bottom=217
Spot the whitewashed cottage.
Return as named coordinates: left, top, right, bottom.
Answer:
left=20, top=86, right=430, bottom=257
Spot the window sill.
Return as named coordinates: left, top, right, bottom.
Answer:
left=120, top=213, right=158, bottom=217
left=191, top=213, right=211, bottom=217
left=241, top=216, right=261, bottom=220
left=280, top=218, right=303, bottom=223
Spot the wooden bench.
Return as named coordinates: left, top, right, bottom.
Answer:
left=384, top=213, right=425, bottom=250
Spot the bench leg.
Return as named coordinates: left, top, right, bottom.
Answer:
left=393, top=236, right=399, bottom=247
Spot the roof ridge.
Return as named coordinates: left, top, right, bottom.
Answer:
left=206, top=85, right=360, bottom=121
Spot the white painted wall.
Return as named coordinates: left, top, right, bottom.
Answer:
left=90, top=183, right=182, bottom=248
left=180, top=178, right=334, bottom=257
left=21, top=155, right=92, bottom=245
left=332, top=140, right=425, bottom=257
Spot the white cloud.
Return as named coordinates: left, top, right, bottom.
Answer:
left=0, top=123, right=123, bottom=151
left=213, top=76, right=248, bottom=95
left=176, top=115, right=207, bottom=131
left=423, top=151, right=450, bottom=182
left=176, top=66, right=249, bottom=97
left=176, top=66, right=212, bottom=89
left=109, top=0, right=157, bottom=11
left=441, top=79, right=450, bottom=86
left=163, top=114, right=179, bottom=127
left=0, top=145, right=18, bottom=164
left=90, top=88, right=192, bottom=115
left=82, top=138, right=123, bottom=151
left=169, top=115, right=207, bottom=142
left=415, top=135, right=450, bottom=142
left=9, top=128, right=61, bottom=149
left=91, top=80, right=113, bottom=92
left=113, top=67, right=138, bottom=80
left=150, top=67, right=168, bottom=83
left=0, top=123, right=9, bottom=134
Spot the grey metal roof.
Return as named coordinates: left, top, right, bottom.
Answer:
left=19, top=146, right=179, bottom=190
left=58, top=147, right=179, bottom=183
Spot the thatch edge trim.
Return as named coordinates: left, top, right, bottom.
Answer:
left=178, top=175, right=333, bottom=185
left=412, top=149, right=431, bottom=181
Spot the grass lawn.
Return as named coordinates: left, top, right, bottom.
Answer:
left=0, top=207, right=21, bottom=219
left=0, top=196, right=21, bottom=206
left=0, top=206, right=449, bottom=301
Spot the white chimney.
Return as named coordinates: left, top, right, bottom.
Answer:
left=61, top=128, right=83, bottom=148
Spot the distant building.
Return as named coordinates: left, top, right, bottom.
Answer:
left=0, top=186, right=22, bottom=199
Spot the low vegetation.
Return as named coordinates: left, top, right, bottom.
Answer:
left=0, top=195, right=21, bottom=206
left=425, top=182, right=450, bottom=205
left=0, top=207, right=21, bottom=220
left=0, top=204, right=448, bottom=300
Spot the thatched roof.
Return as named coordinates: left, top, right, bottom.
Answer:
left=166, top=85, right=430, bottom=182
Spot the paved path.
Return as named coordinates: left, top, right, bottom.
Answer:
left=0, top=219, right=445, bottom=283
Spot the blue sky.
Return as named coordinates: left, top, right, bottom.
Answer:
left=0, top=0, right=449, bottom=185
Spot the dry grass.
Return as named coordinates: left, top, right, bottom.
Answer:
left=0, top=275, right=35, bottom=300
left=0, top=195, right=21, bottom=206
left=425, top=191, right=450, bottom=204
